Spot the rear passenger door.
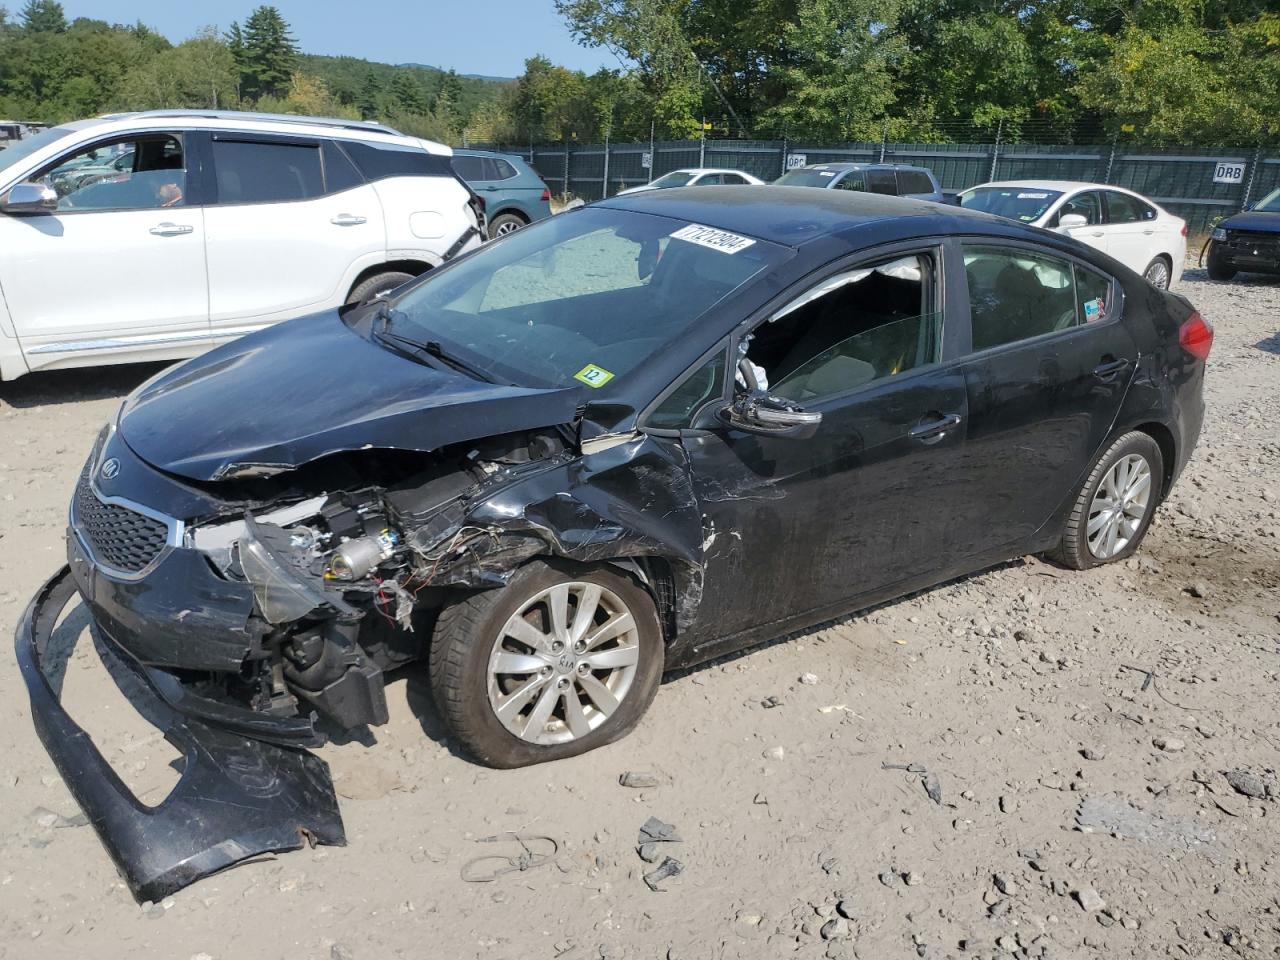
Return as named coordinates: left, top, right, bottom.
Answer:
left=951, top=242, right=1137, bottom=555
left=202, top=133, right=386, bottom=339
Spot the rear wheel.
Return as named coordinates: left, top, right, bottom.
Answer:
left=1050, top=431, right=1163, bottom=570
left=429, top=561, right=664, bottom=768
left=1143, top=255, right=1172, bottom=289
left=487, top=212, right=527, bottom=240
left=346, top=270, right=415, bottom=305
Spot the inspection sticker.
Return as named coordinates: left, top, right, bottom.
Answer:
left=1082, top=297, right=1105, bottom=321
left=671, top=223, right=756, bottom=254
left=574, top=363, right=615, bottom=388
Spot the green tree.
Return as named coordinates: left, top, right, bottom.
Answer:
left=757, top=0, right=903, bottom=139
left=19, top=0, right=64, bottom=32
left=230, top=5, right=297, bottom=102
left=122, top=28, right=237, bottom=110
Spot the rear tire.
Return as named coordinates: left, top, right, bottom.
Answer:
left=1049, top=431, right=1163, bottom=570
left=346, top=270, right=415, bottom=305
left=487, top=212, right=527, bottom=240
left=1143, top=255, right=1172, bottom=290
left=429, top=560, right=664, bottom=768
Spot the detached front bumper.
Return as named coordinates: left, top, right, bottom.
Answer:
left=15, top=566, right=346, bottom=902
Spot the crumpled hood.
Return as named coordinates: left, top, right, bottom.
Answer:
left=120, top=311, right=581, bottom=482
left=1218, top=210, right=1280, bottom=233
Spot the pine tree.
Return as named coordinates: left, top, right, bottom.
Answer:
left=233, top=5, right=297, bottom=103
left=19, top=0, right=65, bottom=33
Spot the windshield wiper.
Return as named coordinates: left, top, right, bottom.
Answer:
left=372, top=306, right=492, bottom=383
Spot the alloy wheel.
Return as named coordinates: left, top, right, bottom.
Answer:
left=1087, top=454, right=1152, bottom=559
left=486, top=581, right=640, bottom=745
left=1144, top=259, right=1170, bottom=289
left=494, top=219, right=521, bottom=236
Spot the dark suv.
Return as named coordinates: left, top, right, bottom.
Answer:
left=775, top=162, right=948, bottom=202
left=1207, top=187, right=1280, bottom=281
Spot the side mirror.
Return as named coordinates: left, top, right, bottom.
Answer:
left=0, top=181, right=57, bottom=215
left=718, top=358, right=822, bottom=439
left=1057, top=213, right=1088, bottom=231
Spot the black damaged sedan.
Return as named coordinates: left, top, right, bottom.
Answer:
left=18, top=188, right=1211, bottom=899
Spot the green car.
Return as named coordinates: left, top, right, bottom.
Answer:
left=451, top=149, right=553, bottom=239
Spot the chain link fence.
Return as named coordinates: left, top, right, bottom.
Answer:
left=476, top=135, right=1276, bottom=237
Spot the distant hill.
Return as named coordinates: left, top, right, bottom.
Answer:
left=298, top=53, right=510, bottom=123
left=397, top=63, right=515, bottom=84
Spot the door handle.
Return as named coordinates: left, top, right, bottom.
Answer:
left=1092, top=358, right=1130, bottom=381
left=909, top=412, right=962, bottom=443
left=149, top=222, right=193, bottom=237
left=330, top=213, right=367, bottom=226
left=1089, top=230, right=1104, bottom=237
left=1142, top=228, right=1155, bottom=235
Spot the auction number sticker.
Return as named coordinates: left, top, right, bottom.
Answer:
left=671, top=223, right=756, bottom=254
left=575, top=363, right=615, bottom=388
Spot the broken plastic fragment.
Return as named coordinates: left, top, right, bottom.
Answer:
left=643, top=856, right=683, bottom=891
left=638, top=816, right=681, bottom=845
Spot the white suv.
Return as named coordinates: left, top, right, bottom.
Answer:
left=0, top=110, right=483, bottom=380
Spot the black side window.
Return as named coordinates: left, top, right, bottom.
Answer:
left=963, top=245, right=1080, bottom=350
left=898, top=171, right=934, bottom=194
left=451, top=155, right=487, bottom=181
left=698, top=173, right=724, bottom=185
left=866, top=170, right=897, bottom=195
left=212, top=139, right=323, bottom=204
left=745, top=252, right=942, bottom=404
left=648, top=353, right=726, bottom=428
left=343, top=140, right=454, bottom=181
left=1105, top=191, right=1155, bottom=223
left=722, top=173, right=746, bottom=185
left=322, top=141, right=364, bottom=193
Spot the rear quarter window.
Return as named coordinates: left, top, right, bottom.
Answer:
left=342, top=140, right=455, bottom=181
left=899, top=171, right=935, bottom=194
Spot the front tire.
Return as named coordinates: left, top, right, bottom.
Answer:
left=1050, top=431, right=1163, bottom=570
left=346, top=270, right=415, bottom=305
left=1206, top=248, right=1236, bottom=282
left=429, top=561, right=664, bottom=768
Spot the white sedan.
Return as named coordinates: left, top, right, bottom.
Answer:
left=958, top=180, right=1187, bottom=289
left=618, top=168, right=764, bottom=194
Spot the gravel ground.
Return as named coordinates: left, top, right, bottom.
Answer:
left=0, top=266, right=1276, bottom=960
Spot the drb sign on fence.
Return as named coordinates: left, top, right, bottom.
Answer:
left=1212, top=160, right=1246, bottom=184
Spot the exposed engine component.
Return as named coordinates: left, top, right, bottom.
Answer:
left=327, top=529, right=399, bottom=581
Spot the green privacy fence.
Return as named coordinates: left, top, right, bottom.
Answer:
left=482, top=137, right=1277, bottom=237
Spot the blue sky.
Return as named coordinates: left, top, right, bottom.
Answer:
left=60, top=0, right=618, bottom=77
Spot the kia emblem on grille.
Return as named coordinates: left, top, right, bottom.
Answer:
left=99, top=458, right=120, bottom=481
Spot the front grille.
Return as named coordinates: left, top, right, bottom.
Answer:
left=1225, top=230, right=1280, bottom=254
left=73, top=471, right=170, bottom=573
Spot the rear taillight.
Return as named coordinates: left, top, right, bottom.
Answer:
left=540, top=187, right=550, bottom=202
left=1179, top=311, right=1213, bottom=361
left=1180, top=223, right=1188, bottom=237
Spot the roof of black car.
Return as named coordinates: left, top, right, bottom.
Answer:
left=599, top=184, right=992, bottom=247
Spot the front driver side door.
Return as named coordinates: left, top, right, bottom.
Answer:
left=0, top=132, right=210, bottom=369
left=669, top=242, right=970, bottom=657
